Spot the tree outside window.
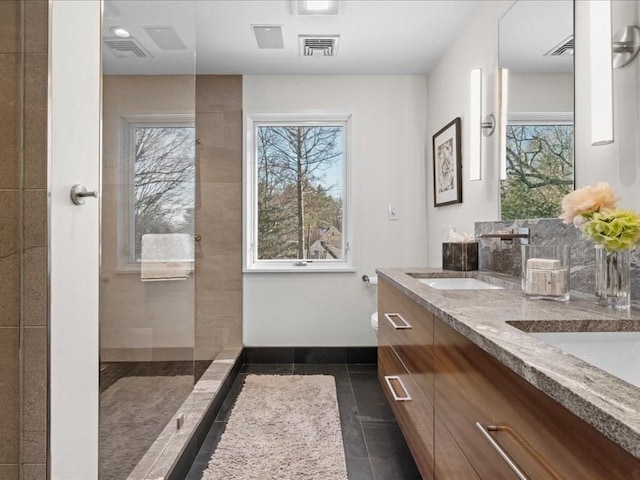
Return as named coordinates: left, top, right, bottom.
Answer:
left=245, top=113, right=352, bottom=272
left=501, top=123, right=574, bottom=220
left=257, top=125, right=343, bottom=260
left=126, top=121, right=195, bottom=263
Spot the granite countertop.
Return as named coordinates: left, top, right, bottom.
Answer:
left=376, top=267, right=640, bottom=460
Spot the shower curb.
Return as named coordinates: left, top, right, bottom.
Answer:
left=126, top=346, right=243, bottom=480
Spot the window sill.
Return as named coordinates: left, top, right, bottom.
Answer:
left=244, top=262, right=355, bottom=273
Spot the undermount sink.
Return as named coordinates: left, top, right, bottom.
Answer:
left=528, top=331, right=640, bottom=388
left=417, top=277, right=504, bottom=290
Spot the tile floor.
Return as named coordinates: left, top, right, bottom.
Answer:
left=99, top=360, right=213, bottom=480
left=185, top=363, right=421, bottom=480
left=99, top=360, right=212, bottom=393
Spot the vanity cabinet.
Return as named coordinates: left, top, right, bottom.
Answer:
left=378, top=334, right=435, bottom=477
left=378, top=281, right=435, bottom=401
left=378, top=278, right=640, bottom=479
left=377, top=281, right=436, bottom=478
left=434, top=318, right=640, bottom=479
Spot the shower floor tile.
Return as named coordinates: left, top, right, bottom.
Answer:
left=98, top=359, right=213, bottom=480
left=99, top=360, right=212, bottom=392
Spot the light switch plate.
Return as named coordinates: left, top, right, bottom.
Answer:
left=388, top=204, right=398, bottom=220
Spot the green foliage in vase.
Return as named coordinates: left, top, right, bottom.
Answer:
left=583, top=209, right=640, bottom=252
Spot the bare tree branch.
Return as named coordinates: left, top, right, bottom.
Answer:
left=132, top=126, right=195, bottom=259
left=257, top=125, right=343, bottom=259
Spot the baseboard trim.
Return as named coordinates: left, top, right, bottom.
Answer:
left=243, top=346, right=377, bottom=364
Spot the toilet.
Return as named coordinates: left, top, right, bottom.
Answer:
left=371, top=311, right=379, bottom=336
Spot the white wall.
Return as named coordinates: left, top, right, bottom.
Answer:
left=243, top=75, right=428, bottom=346
left=509, top=73, right=574, bottom=113
left=425, top=1, right=513, bottom=267
left=574, top=0, right=640, bottom=210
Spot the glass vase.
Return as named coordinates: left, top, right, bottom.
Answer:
left=595, top=247, right=631, bottom=309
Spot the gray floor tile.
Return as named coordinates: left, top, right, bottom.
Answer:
left=370, top=456, right=422, bottom=480
left=345, top=456, right=375, bottom=480
left=362, top=422, right=413, bottom=458
left=349, top=372, right=397, bottom=423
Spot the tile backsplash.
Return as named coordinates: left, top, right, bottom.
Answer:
left=475, top=218, right=640, bottom=301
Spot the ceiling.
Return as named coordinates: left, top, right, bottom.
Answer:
left=103, top=0, right=480, bottom=75
left=499, top=0, right=573, bottom=74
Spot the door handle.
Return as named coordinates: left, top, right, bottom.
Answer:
left=70, top=184, right=99, bottom=205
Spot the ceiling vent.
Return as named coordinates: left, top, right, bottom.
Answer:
left=253, top=25, right=284, bottom=49
left=299, top=35, right=340, bottom=57
left=144, top=26, right=186, bottom=51
left=104, top=36, right=152, bottom=58
left=544, top=35, right=574, bottom=57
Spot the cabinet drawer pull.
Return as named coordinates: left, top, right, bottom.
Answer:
left=384, top=375, right=412, bottom=402
left=384, top=313, right=412, bottom=329
left=476, top=422, right=529, bottom=480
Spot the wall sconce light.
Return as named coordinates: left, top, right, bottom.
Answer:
left=499, top=68, right=509, bottom=181
left=482, top=115, right=496, bottom=137
left=613, top=25, right=640, bottom=68
left=589, top=0, right=614, bottom=146
left=469, top=68, right=496, bottom=182
left=469, top=69, right=482, bottom=181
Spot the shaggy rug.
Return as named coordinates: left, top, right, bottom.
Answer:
left=203, top=375, right=348, bottom=480
left=99, top=375, right=193, bottom=480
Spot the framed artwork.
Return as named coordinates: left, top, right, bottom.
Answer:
left=433, top=117, right=462, bottom=207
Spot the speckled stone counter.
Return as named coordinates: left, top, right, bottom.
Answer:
left=376, top=267, right=640, bottom=460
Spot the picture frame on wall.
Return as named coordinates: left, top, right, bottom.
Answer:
left=433, top=117, right=462, bottom=207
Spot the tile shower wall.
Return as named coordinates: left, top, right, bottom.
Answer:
left=195, top=76, right=243, bottom=360
left=475, top=218, right=640, bottom=300
left=0, top=1, right=48, bottom=478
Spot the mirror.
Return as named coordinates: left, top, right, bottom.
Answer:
left=498, top=0, right=574, bottom=220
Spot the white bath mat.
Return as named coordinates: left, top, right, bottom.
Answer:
left=203, top=374, right=348, bottom=480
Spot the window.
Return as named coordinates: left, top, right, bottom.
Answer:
left=118, top=115, right=196, bottom=269
left=244, top=113, right=352, bottom=272
left=501, top=113, right=574, bottom=220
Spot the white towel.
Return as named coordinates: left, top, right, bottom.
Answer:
left=140, top=233, right=194, bottom=281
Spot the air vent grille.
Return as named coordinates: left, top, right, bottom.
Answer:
left=545, top=35, right=574, bottom=57
left=104, top=37, right=151, bottom=58
left=299, top=35, right=340, bottom=57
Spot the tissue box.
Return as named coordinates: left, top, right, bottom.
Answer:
left=442, top=242, right=478, bottom=271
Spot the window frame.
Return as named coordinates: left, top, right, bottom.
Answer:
left=507, top=111, right=574, bottom=126
left=117, top=113, right=196, bottom=272
left=243, top=112, right=354, bottom=273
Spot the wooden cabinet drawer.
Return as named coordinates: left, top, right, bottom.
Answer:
left=435, top=319, right=640, bottom=480
left=378, top=333, right=434, bottom=479
left=379, top=280, right=434, bottom=403
left=434, top=413, right=480, bottom=480
left=434, top=320, right=517, bottom=479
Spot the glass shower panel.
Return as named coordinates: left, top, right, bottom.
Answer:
left=100, top=1, right=197, bottom=478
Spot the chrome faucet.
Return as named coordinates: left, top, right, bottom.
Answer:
left=476, top=227, right=531, bottom=245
